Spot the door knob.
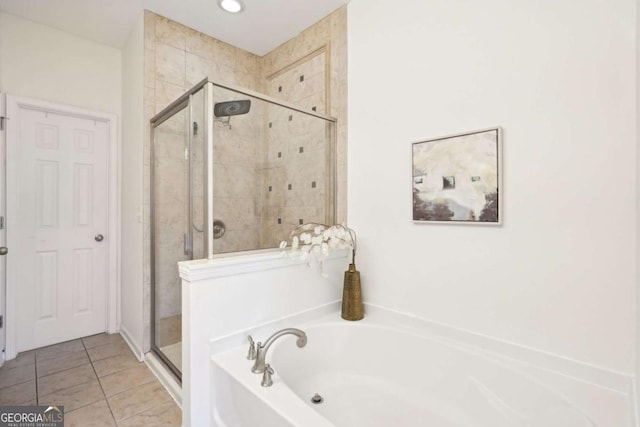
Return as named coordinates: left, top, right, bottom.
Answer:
left=0, top=247, right=7, bottom=256
left=95, top=234, right=104, bottom=242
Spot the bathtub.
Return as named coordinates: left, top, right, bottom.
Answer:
left=210, top=306, right=632, bottom=427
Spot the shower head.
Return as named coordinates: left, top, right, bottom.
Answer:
left=214, top=100, right=251, bottom=117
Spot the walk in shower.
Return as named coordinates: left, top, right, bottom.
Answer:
left=150, top=79, right=336, bottom=379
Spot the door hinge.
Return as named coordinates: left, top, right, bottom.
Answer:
left=0, top=117, right=7, bottom=131
left=0, top=316, right=4, bottom=328
left=0, top=216, right=4, bottom=230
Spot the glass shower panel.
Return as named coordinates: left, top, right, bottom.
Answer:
left=152, top=104, right=189, bottom=375
left=210, top=87, right=262, bottom=253
left=210, top=84, right=335, bottom=254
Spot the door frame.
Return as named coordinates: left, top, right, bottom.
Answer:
left=5, top=95, right=120, bottom=359
left=0, top=94, right=6, bottom=366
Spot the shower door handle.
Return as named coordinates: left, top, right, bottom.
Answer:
left=184, top=233, right=191, bottom=256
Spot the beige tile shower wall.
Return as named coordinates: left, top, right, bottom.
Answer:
left=142, top=10, right=262, bottom=350
left=261, top=6, right=348, bottom=227
left=259, top=65, right=329, bottom=247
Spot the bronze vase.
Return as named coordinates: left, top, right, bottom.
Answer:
left=341, top=263, right=364, bottom=321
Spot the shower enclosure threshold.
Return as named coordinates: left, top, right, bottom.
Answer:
left=145, top=351, right=183, bottom=407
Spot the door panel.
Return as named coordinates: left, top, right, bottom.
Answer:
left=15, top=107, right=108, bottom=352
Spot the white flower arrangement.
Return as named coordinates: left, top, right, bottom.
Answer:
left=280, top=223, right=357, bottom=266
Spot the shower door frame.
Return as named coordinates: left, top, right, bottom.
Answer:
left=150, top=83, right=208, bottom=381
left=149, top=78, right=337, bottom=380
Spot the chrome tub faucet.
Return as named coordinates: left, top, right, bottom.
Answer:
left=248, top=328, right=307, bottom=374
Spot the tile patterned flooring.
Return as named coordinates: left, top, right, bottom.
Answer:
left=0, top=333, right=181, bottom=426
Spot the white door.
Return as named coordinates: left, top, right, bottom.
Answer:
left=14, top=105, right=108, bottom=352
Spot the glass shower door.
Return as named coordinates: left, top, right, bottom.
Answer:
left=151, top=86, right=207, bottom=379
left=151, top=101, right=189, bottom=378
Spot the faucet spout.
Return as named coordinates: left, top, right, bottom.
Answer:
left=251, top=328, right=307, bottom=373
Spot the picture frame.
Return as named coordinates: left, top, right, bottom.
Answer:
left=412, top=127, right=502, bottom=225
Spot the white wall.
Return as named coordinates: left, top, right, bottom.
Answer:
left=0, top=12, right=121, bottom=115
left=120, top=14, right=145, bottom=357
left=348, top=0, right=636, bottom=374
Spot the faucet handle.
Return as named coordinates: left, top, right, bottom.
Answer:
left=247, top=335, right=257, bottom=360
left=261, top=364, right=274, bottom=387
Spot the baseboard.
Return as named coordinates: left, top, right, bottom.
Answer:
left=119, top=325, right=144, bottom=362
left=146, top=352, right=182, bottom=407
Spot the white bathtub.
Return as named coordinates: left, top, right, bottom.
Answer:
left=210, top=306, right=632, bottom=427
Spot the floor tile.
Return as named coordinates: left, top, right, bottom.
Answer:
left=108, top=382, right=172, bottom=422
left=0, top=363, right=35, bottom=389
left=36, top=340, right=85, bottom=362
left=38, top=364, right=97, bottom=396
left=0, top=380, right=36, bottom=405
left=116, top=401, right=181, bottom=427
left=93, top=353, right=141, bottom=378
left=0, top=332, right=181, bottom=426
left=37, top=349, right=90, bottom=377
left=39, top=379, right=105, bottom=412
left=87, top=341, right=131, bottom=363
left=3, top=351, right=35, bottom=370
left=65, top=400, right=116, bottom=427
left=99, top=365, right=156, bottom=397
left=82, top=333, right=126, bottom=349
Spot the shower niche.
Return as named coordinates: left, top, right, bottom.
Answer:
left=150, top=80, right=337, bottom=378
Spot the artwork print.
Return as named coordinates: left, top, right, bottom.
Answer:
left=412, top=128, right=501, bottom=224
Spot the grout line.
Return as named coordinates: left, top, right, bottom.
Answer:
left=38, top=377, right=100, bottom=402
left=37, top=342, right=98, bottom=407
left=90, top=359, right=142, bottom=379
left=35, top=360, right=93, bottom=381
left=0, top=369, right=37, bottom=392
left=108, top=381, right=174, bottom=424
left=60, top=399, right=108, bottom=418
left=0, top=378, right=36, bottom=393
left=82, top=338, right=118, bottom=426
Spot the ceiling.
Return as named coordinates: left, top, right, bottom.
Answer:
left=0, top=0, right=349, bottom=55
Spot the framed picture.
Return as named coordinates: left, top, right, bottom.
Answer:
left=412, top=127, right=502, bottom=225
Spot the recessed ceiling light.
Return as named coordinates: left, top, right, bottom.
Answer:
left=219, top=0, right=244, bottom=13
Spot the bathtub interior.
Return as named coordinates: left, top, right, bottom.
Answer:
left=210, top=308, right=632, bottom=427
left=212, top=364, right=296, bottom=427
left=270, top=324, right=596, bottom=427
